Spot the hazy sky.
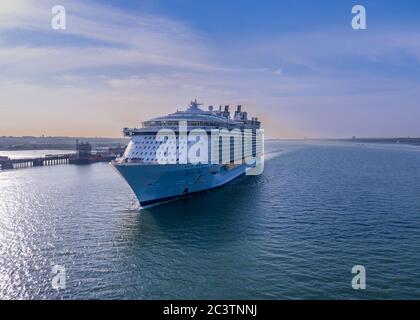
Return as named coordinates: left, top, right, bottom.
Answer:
left=1, top=0, right=420, bottom=138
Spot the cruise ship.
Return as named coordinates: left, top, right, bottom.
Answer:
left=112, top=100, right=263, bottom=207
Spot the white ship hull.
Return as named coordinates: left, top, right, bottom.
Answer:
left=114, top=100, right=262, bottom=207
left=112, top=162, right=248, bottom=207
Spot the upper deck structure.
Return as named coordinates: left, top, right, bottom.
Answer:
left=123, top=99, right=261, bottom=136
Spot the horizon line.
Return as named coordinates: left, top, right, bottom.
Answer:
left=2, top=135, right=420, bottom=140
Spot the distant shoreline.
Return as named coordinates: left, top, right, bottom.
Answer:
left=1, top=136, right=419, bottom=151
left=315, top=138, right=420, bottom=147
left=0, top=136, right=127, bottom=151
left=265, top=137, right=420, bottom=147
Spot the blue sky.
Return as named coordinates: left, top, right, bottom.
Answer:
left=1, top=0, right=420, bottom=137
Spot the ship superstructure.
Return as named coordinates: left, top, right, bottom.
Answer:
left=112, top=100, right=263, bottom=207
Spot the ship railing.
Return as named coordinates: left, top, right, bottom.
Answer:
left=124, top=125, right=247, bottom=134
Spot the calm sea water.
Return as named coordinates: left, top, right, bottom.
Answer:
left=0, top=141, right=419, bottom=299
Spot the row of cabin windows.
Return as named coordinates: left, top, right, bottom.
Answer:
left=143, top=121, right=222, bottom=127
left=132, top=147, right=184, bottom=156
left=134, top=141, right=187, bottom=145
left=132, top=145, right=186, bottom=150
left=127, top=135, right=254, bottom=162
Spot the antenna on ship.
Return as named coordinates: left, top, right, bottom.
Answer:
left=189, top=99, right=203, bottom=110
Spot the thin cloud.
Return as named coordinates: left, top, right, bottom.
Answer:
left=0, top=1, right=419, bottom=138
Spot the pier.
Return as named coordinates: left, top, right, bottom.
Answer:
left=0, top=141, right=126, bottom=171
left=0, top=154, right=72, bottom=170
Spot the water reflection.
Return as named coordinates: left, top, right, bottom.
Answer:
left=1, top=142, right=420, bottom=299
